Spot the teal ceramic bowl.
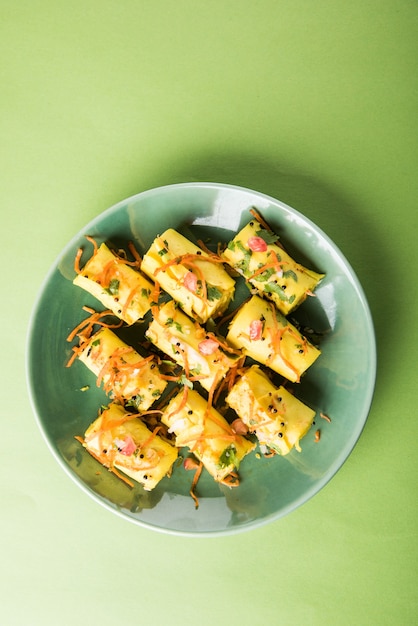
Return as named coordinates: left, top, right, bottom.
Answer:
left=27, top=183, right=376, bottom=536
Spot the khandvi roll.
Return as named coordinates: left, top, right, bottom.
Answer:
left=75, top=327, right=167, bottom=408
left=161, top=389, right=255, bottom=484
left=222, top=218, right=324, bottom=315
left=141, top=228, right=235, bottom=323
left=81, top=403, right=178, bottom=490
left=226, top=365, right=316, bottom=455
left=73, top=240, right=154, bottom=325
left=226, top=295, right=320, bottom=382
left=145, top=300, right=240, bottom=393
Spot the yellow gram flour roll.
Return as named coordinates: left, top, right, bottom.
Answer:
left=226, top=295, right=320, bottom=382
left=77, top=327, right=167, bottom=408
left=82, top=403, right=178, bottom=491
left=222, top=220, right=324, bottom=315
left=161, top=389, right=255, bottom=484
left=74, top=241, right=154, bottom=325
left=226, top=365, right=316, bottom=455
left=145, top=300, right=240, bottom=393
left=141, top=228, right=235, bottom=323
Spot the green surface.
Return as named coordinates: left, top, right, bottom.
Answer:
left=1, top=0, right=417, bottom=623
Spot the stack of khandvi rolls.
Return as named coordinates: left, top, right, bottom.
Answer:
left=66, top=211, right=324, bottom=503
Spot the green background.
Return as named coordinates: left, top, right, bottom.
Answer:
left=1, top=1, right=417, bottom=624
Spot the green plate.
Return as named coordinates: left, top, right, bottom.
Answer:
left=26, top=183, right=376, bottom=536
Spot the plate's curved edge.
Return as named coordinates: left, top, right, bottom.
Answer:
left=25, top=182, right=377, bottom=536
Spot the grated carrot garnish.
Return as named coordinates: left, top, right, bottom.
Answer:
left=189, top=460, right=203, bottom=509
left=91, top=259, right=118, bottom=287
left=249, top=208, right=273, bottom=232
left=206, top=369, right=223, bottom=414
left=154, top=252, right=226, bottom=275
left=140, top=425, right=162, bottom=451
left=85, top=235, right=99, bottom=255
left=127, top=241, right=142, bottom=266
left=150, top=281, right=161, bottom=317
left=205, top=332, right=242, bottom=356
left=121, top=284, right=144, bottom=319
left=220, top=471, right=240, bottom=488
left=266, top=303, right=300, bottom=382
left=196, top=239, right=227, bottom=263
left=66, top=339, right=91, bottom=368
left=74, top=235, right=98, bottom=275
left=217, top=296, right=252, bottom=328
left=98, top=408, right=138, bottom=432
left=74, top=248, right=83, bottom=274
left=196, top=240, right=224, bottom=261
left=96, top=350, right=155, bottom=399
left=167, top=385, right=190, bottom=420
left=109, top=466, right=135, bottom=488
left=247, top=250, right=287, bottom=281
left=320, top=412, right=331, bottom=423
left=66, top=307, right=122, bottom=343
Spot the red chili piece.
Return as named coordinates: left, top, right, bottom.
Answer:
left=198, top=338, right=219, bottom=355
left=249, top=319, right=263, bottom=341
left=119, top=435, right=137, bottom=456
left=184, top=271, right=198, bottom=293
left=248, top=236, right=268, bottom=252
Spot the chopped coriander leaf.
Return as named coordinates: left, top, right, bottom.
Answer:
left=218, top=444, right=239, bottom=469
left=255, top=228, right=279, bottom=244
left=165, top=317, right=183, bottom=332
left=264, top=283, right=297, bottom=305
left=236, top=240, right=251, bottom=255
left=92, top=338, right=101, bottom=347
left=282, top=269, right=298, bottom=282
left=105, top=278, right=120, bottom=295
left=158, top=247, right=168, bottom=256
left=227, top=240, right=236, bottom=251
left=235, top=240, right=252, bottom=275
left=264, top=281, right=288, bottom=301
left=254, top=266, right=275, bottom=282
left=141, top=287, right=151, bottom=298
left=179, top=374, right=193, bottom=389
left=206, top=285, right=222, bottom=301
left=125, top=395, right=145, bottom=410
left=161, top=358, right=177, bottom=367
